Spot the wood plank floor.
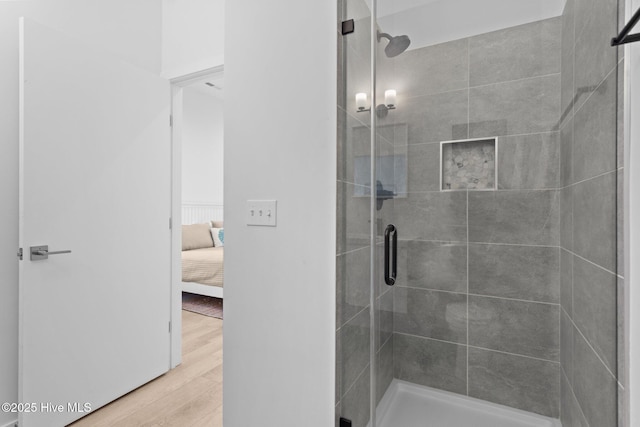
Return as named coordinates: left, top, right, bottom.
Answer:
left=70, top=310, right=223, bottom=427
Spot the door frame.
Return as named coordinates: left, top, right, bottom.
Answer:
left=169, top=65, right=225, bottom=368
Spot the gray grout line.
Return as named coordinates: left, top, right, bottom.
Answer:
left=336, top=242, right=371, bottom=257
left=393, top=331, right=560, bottom=365
left=466, top=187, right=470, bottom=396
left=340, top=361, right=371, bottom=402
left=337, top=304, right=370, bottom=333
left=561, top=168, right=618, bottom=190
left=468, top=72, right=562, bottom=91
left=560, top=366, right=592, bottom=427
left=401, top=130, right=560, bottom=148
left=572, top=61, right=619, bottom=118
left=565, top=247, right=618, bottom=277
left=560, top=305, right=618, bottom=382
left=395, top=283, right=560, bottom=306
left=400, top=188, right=562, bottom=194
left=395, top=238, right=560, bottom=249
left=468, top=343, right=561, bottom=364
left=337, top=245, right=371, bottom=257
left=337, top=178, right=372, bottom=189
left=467, top=241, right=561, bottom=249
left=338, top=104, right=372, bottom=130
left=400, top=73, right=561, bottom=104
left=378, top=332, right=392, bottom=355
left=467, top=292, right=560, bottom=306
left=467, top=38, right=471, bottom=141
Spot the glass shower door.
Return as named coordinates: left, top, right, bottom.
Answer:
left=336, top=0, right=374, bottom=425
left=337, top=0, right=623, bottom=425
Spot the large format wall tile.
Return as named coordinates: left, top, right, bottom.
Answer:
left=617, top=62, right=624, bottom=169
left=573, top=0, right=618, bottom=113
left=560, top=116, right=573, bottom=187
left=497, top=133, right=560, bottom=190
left=340, top=367, right=370, bottom=427
left=469, top=75, right=560, bottom=138
left=573, top=70, right=617, bottom=182
left=573, top=331, right=617, bottom=427
left=560, top=370, right=589, bottom=427
left=560, top=0, right=575, bottom=123
left=397, top=240, right=467, bottom=292
left=396, top=89, right=469, bottom=144
left=342, top=115, right=373, bottom=185
left=339, top=307, right=370, bottom=397
left=573, top=256, right=617, bottom=374
left=560, top=185, right=573, bottom=251
left=618, top=168, right=624, bottom=275
left=394, top=287, right=467, bottom=343
left=468, top=244, right=560, bottom=303
left=468, top=348, right=560, bottom=418
left=338, top=181, right=371, bottom=253
left=468, top=190, right=559, bottom=246
left=390, top=38, right=469, bottom=99
left=394, top=191, right=467, bottom=242
left=560, top=249, right=573, bottom=315
left=393, top=333, right=467, bottom=394
left=376, top=338, right=393, bottom=404
left=337, top=247, right=370, bottom=328
left=468, top=296, right=559, bottom=361
left=573, top=172, right=617, bottom=271
left=406, top=142, right=441, bottom=192
left=469, top=18, right=561, bottom=87
left=561, top=309, right=574, bottom=384
left=377, top=288, right=393, bottom=350
left=617, top=277, right=626, bottom=389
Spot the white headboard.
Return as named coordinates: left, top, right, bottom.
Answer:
left=182, top=202, right=224, bottom=225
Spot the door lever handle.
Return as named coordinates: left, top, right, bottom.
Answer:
left=30, top=245, right=72, bottom=261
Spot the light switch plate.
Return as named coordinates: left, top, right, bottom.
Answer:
left=246, top=200, right=277, bottom=226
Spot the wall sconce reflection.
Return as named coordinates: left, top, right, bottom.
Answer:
left=355, top=90, right=397, bottom=118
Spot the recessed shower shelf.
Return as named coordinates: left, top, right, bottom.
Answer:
left=440, top=137, right=497, bottom=191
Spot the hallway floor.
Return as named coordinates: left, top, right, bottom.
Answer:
left=69, top=310, right=223, bottom=427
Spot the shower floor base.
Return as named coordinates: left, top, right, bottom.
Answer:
left=374, top=380, right=561, bottom=427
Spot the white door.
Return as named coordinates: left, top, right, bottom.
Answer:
left=18, top=18, right=171, bottom=427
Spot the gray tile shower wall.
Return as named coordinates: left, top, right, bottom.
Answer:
left=379, top=16, right=564, bottom=419
left=559, top=0, right=622, bottom=425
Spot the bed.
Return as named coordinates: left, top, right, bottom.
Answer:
left=182, top=221, right=224, bottom=298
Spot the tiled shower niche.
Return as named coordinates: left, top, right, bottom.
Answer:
left=441, top=138, right=497, bottom=191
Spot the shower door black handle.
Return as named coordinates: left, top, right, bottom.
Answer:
left=384, top=224, right=397, bottom=286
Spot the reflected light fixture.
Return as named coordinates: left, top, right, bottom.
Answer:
left=355, top=90, right=397, bottom=118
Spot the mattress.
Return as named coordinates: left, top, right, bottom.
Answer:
left=181, top=246, right=224, bottom=287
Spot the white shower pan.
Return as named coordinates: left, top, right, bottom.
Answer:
left=373, top=380, right=561, bottom=427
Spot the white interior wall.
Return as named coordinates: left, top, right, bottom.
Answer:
left=0, top=2, right=162, bottom=426
left=223, top=0, right=336, bottom=425
left=182, top=87, right=224, bottom=205
left=162, top=0, right=225, bottom=79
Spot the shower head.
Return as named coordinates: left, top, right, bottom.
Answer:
left=377, top=32, right=411, bottom=58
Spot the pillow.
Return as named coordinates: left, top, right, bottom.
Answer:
left=182, top=223, right=214, bottom=251
left=211, top=220, right=224, bottom=228
left=210, top=227, right=224, bottom=247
